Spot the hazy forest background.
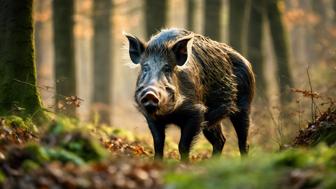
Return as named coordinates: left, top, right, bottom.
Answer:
left=1, top=0, right=336, bottom=188
left=33, top=0, right=336, bottom=151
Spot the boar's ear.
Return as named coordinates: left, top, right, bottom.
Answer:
left=171, top=35, right=193, bottom=66
left=124, top=32, right=145, bottom=64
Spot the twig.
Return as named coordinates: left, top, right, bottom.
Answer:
left=266, top=106, right=284, bottom=147
left=13, top=79, right=83, bottom=101
left=298, top=99, right=302, bottom=130
left=306, top=67, right=321, bottom=122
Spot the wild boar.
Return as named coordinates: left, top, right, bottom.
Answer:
left=125, top=28, right=255, bottom=161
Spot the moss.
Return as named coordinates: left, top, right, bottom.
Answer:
left=0, top=170, right=5, bottom=184
left=44, top=117, right=108, bottom=162
left=165, top=145, right=336, bottom=189
left=23, top=144, right=50, bottom=163
left=22, top=160, right=40, bottom=172
left=17, top=144, right=86, bottom=166
left=46, top=148, right=84, bottom=165
left=323, top=175, right=336, bottom=189
left=60, top=132, right=107, bottom=162
left=3, top=115, right=38, bottom=133
left=48, top=116, right=79, bottom=135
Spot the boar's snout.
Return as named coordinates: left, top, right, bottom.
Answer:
left=140, top=90, right=160, bottom=113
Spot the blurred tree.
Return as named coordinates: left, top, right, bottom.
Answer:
left=228, top=0, right=248, bottom=51
left=246, top=0, right=268, bottom=102
left=334, top=0, right=336, bottom=23
left=0, top=0, right=44, bottom=120
left=34, top=0, right=50, bottom=75
left=266, top=0, right=293, bottom=104
left=310, top=0, right=327, bottom=63
left=52, top=0, right=77, bottom=116
left=92, top=0, right=112, bottom=125
left=311, top=0, right=327, bottom=24
left=204, top=0, right=222, bottom=41
left=145, top=0, right=167, bottom=39
left=187, top=0, right=195, bottom=31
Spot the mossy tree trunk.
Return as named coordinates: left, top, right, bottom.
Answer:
left=247, top=0, right=268, bottom=103
left=228, top=0, right=248, bottom=52
left=266, top=0, right=293, bottom=104
left=204, top=0, right=222, bottom=41
left=0, top=0, right=44, bottom=119
left=52, top=0, right=77, bottom=116
left=145, top=0, right=167, bottom=39
left=92, top=0, right=112, bottom=125
left=187, top=0, right=195, bottom=31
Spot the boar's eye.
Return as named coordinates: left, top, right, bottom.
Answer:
left=142, top=65, right=149, bottom=72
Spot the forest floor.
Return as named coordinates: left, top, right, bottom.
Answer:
left=0, top=104, right=335, bottom=189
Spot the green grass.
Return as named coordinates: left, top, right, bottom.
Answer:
left=165, top=144, right=336, bottom=189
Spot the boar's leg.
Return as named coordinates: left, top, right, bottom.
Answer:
left=230, top=109, right=250, bottom=155
left=178, top=116, right=202, bottom=161
left=202, top=123, right=226, bottom=156
left=147, top=118, right=166, bottom=160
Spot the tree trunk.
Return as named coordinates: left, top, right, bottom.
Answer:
left=247, top=0, right=268, bottom=103
left=311, top=0, right=327, bottom=23
left=334, top=0, right=336, bottom=24
left=228, top=0, right=248, bottom=52
left=92, top=0, right=112, bottom=125
left=187, top=0, right=195, bottom=31
left=52, top=0, right=77, bottom=116
left=0, top=0, right=44, bottom=120
left=266, top=0, right=293, bottom=104
left=204, top=0, right=222, bottom=41
left=34, top=0, right=49, bottom=74
left=145, top=0, right=167, bottom=39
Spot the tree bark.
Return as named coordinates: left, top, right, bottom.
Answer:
left=247, top=0, right=268, bottom=102
left=228, top=0, right=248, bottom=52
left=187, top=0, right=195, bottom=31
left=0, top=0, right=44, bottom=120
left=145, top=0, right=167, bottom=39
left=266, top=0, right=293, bottom=104
left=52, top=0, right=77, bottom=116
left=204, top=0, right=222, bottom=41
left=92, top=0, right=112, bottom=125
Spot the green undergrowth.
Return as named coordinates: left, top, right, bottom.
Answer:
left=1, top=115, right=38, bottom=133
left=165, top=144, right=336, bottom=189
left=1, top=114, right=336, bottom=188
left=1, top=115, right=153, bottom=173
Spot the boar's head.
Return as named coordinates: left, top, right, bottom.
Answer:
left=125, top=32, right=193, bottom=117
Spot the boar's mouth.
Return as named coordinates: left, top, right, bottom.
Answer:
left=140, top=91, right=159, bottom=113
left=135, top=85, right=179, bottom=116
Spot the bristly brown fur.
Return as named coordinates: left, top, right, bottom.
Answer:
left=145, top=28, right=254, bottom=118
